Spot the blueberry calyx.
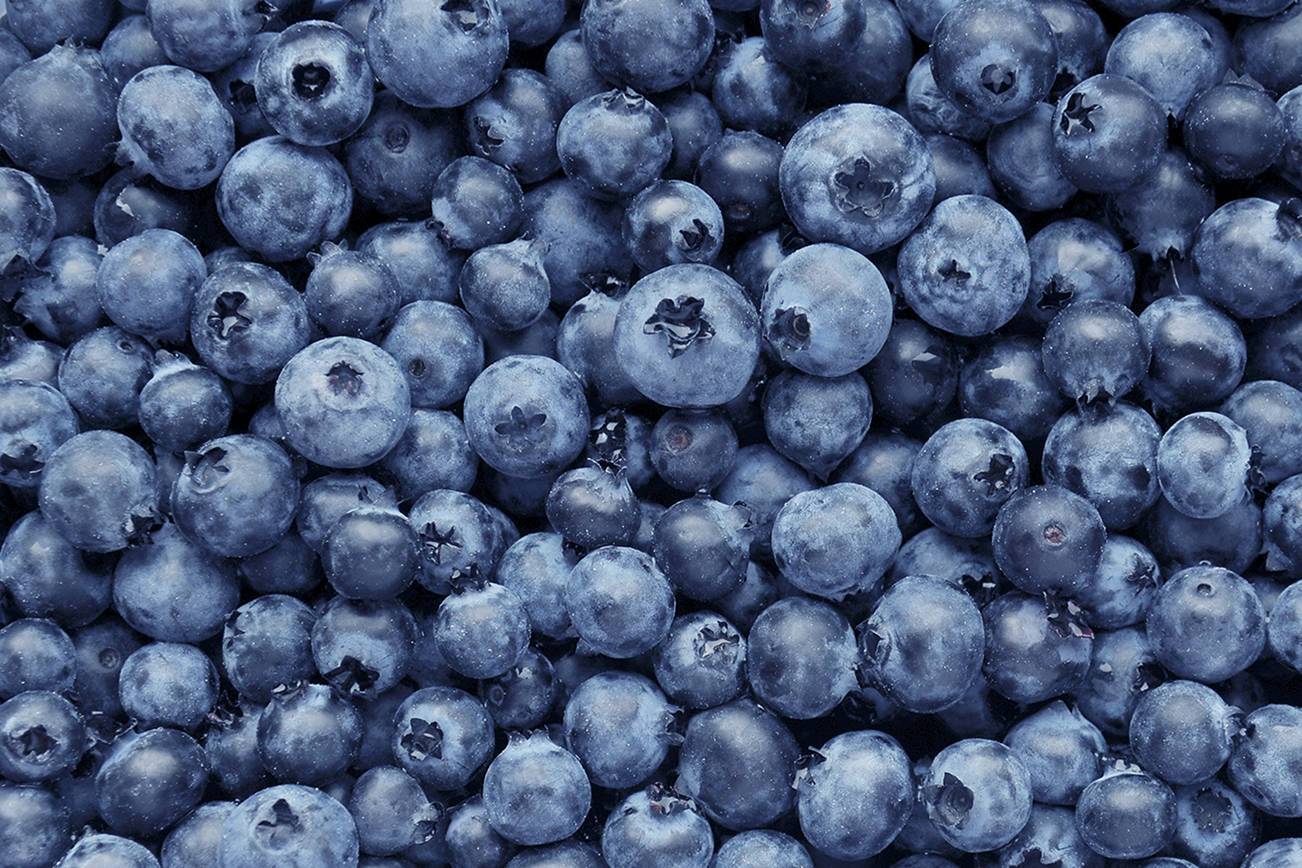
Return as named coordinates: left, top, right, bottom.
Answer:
left=418, top=522, right=460, bottom=565
left=0, top=441, right=42, bottom=478
left=768, top=306, right=813, bottom=355
left=291, top=64, right=331, bottom=100
left=1059, top=93, right=1100, bottom=135
left=1044, top=593, right=1093, bottom=639
left=831, top=156, right=897, bottom=217
left=401, top=718, right=445, bottom=761
left=973, top=453, right=1015, bottom=496
left=980, top=64, right=1016, bottom=96
left=1191, top=786, right=1232, bottom=832
left=925, top=772, right=974, bottom=828
left=255, top=799, right=301, bottom=850
left=1036, top=277, right=1073, bottom=311
left=208, top=291, right=252, bottom=339
left=643, top=295, right=715, bottom=358
left=323, top=655, right=380, bottom=697
left=692, top=620, right=740, bottom=660
left=677, top=219, right=714, bottom=256
left=9, top=725, right=56, bottom=758
left=326, top=361, right=365, bottom=397
left=227, top=80, right=258, bottom=114
left=937, top=259, right=971, bottom=283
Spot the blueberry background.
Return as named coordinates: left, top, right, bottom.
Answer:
left=0, top=0, right=1301, bottom=866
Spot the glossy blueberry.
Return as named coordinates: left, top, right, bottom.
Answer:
left=39, top=430, right=157, bottom=554
left=1076, top=768, right=1176, bottom=859
left=191, top=263, right=310, bottom=385
left=256, top=681, right=362, bottom=785
left=927, top=134, right=997, bottom=201
left=656, top=90, right=723, bottom=184
left=621, top=180, right=723, bottom=272
left=1145, top=495, right=1263, bottom=575
left=482, top=732, right=591, bottom=846
left=709, top=37, right=805, bottom=136
left=809, top=0, right=913, bottom=106
left=614, top=264, right=759, bottom=409
left=864, top=318, right=959, bottom=430
left=312, top=597, right=417, bottom=698
left=993, top=485, right=1104, bottom=596
left=566, top=546, right=674, bottom=658
left=120, top=641, right=216, bottom=730
left=1002, top=701, right=1104, bottom=806
left=651, top=612, right=745, bottom=710
left=1156, top=412, right=1251, bottom=520
left=580, top=0, right=713, bottom=93
left=762, top=369, right=871, bottom=479
left=1072, top=625, right=1161, bottom=737
left=218, top=783, right=359, bottom=867
left=172, top=434, right=298, bottom=557
left=428, top=156, right=523, bottom=252
left=1191, top=197, right=1302, bottom=320
left=479, top=648, right=556, bottom=731
left=57, top=326, right=153, bottom=430
left=0, top=619, right=74, bottom=700
left=795, top=731, right=912, bottom=860
left=409, top=489, right=505, bottom=591
left=522, top=178, right=630, bottom=308
left=433, top=578, right=529, bottom=679
left=859, top=575, right=983, bottom=713
left=464, top=68, right=566, bottom=185
left=562, top=671, right=675, bottom=790
left=216, top=136, right=352, bottom=262
left=379, top=302, right=482, bottom=411
left=931, top=0, right=1057, bottom=123
left=91, top=168, right=198, bottom=248
left=747, top=596, right=858, bottom=719
left=494, top=533, right=579, bottom=640
left=676, top=698, right=798, bottom=830
left=696, top=130, right=785, bottom=235
left=366, top=0, right=507, bottom=108
left=349, top=766, right=440, bottom=857
left=98, top=230, right=205, bottom=347
left=957, top=337, right=1064, bottom=443
left=651, top=496, right=750, bottom=601
left=12, top=235, right=102, bottom=345
left=1129, top=679, right=1236, bottom=786
left=1139, top=294, right=1246, bottom=412
left=907, top=56, right=992, bottom=142
left=382, top=409, right=477, bottom=498
left=759, top=0, right=866, bottom=69
left=780, top=104, right=935, bottom=255
left=922, top=738, right=1033, bottom=852
left=1243, top=839, right=1302, bottom=868
left=1109, top=149, right=1216, bottom=261
left=1222, top=381, right=1302, bottom=484
left=113, top=521, right=239, bottom=643
left=1230, top=704, right=1302, bottom=817
left=1051, top=73, right=1165, bottom=193
left=899, top=195, right=1030, bottom=337
left=344, top=93, right=458, bottom=218
left=646, top=409, right=734, bottom=492
left=1184, top=83, right=1285, bottom=181
left=1023, top=219, right=1135, bottom=329
left=1147, top=565, right=1265, bottom=683
left=772, top=483, right=900, bottom=600
left=146, top=0, right=267, bottom=72
left=459, top=239, right=550, bottom=332
left=391, top=686, right=493, bottom=789
left=275, top=337, right=411, bottom=469
left=138, top=357, right=231, bottom=456
left=0, top=513, right=111, bottom=629
left=304, top=245, right=401, bottom=340
left=222, top=595, right=316, bottom=704
left=1075, top=534, right=1159, bottom=629
left=912, top=418, right=1029, bottom=538
left=556, top=89, right=672, bottom=200
left=0, top=380, right=77, bottom=493
left=986, top=102, right=1078, bottom=211
left=0, top=46, right=116, bottom=180
left=117, top=66, right=233, bottom=191
left=296, top=473, right=395, bottom=554
left=96, top=727, right=208, bottom=838
left=983, top=591, right=1093, bottom=703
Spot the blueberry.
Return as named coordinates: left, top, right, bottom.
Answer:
left=391, top=686, right=493, bottom=789
left=275, top=337, right=411, bottom=469
left=1146, top=565, right=1266, bottom=683
left=865, top=318, right=960, bottom=430
left=747, top=596, right=859, bottom=719
left=621, top=180, right=724, bottom=273
left=522, top=178, right=630, bottom=308
left=0, top=690, right=85, bottom=783
left=545, top=29, right=609, bottom=106
left=218, top=783, right=359, bottom=867
left=433, top=577, right=529, bottom=679
left=932, top=0, right=1057, bottom=123
left=465, top=69, right=567, bottom=185
left=926, top=133, right=998, bottom=200
left=312, top=597, right=417, bottom=697
left=1129, top=679, right=1237, bottom=785
left=296, top=472, right=395, bottom=554
left=256, top=681, right=363, bottom=785
left=676, top=698, right=798, bottom=829
left=12, top=235, right=103, bottom=345
left=348, top=765, right=441, bottom=857
left=1139, top=294, right=1246, bottom=412
left=366, top=0, right=507, bottom=108
left=479, top=648, right=556, bottom=731
left=0, top=46, right=117, bottom=180
left=562, top=671, right=675, bottom=790
left=1156, top=411, right=1252, bottom=519
left=780, top=104, right=935, bottom=255
left=409, top=489, right=505, bottom=591
left=54, top=833, right=158, bottom=868
left=1190, top=197, right=1302, bottom=320
left=696, top=130, right=785, bottom=235
left=1144, top=495, right=1263, bottom=576
left=222, top=595, right=316, bottom=703
left=0, top=380, right=77, bottom=493
left=807, top=0, right=913, bottom=105
left=459, top=239, right=551, bottom=333
left=1228, top=704, right=1302, bottom=817
left=117, top=65, right=234, bottom=190
left=1268, top=580, right=1302, bottom=673
left=161, top=801, right=234, bottom=868
left=96, top=727, right=208, bottom=838
left=986, top=102, right=1078, bottom=211
left=958, top=337, right=1065, bottom=442
left=658, top=89, right=723, bottom=181
left=912, top=418, right=1029, bottom=538
left=1170, top=779, right=1257, bottom=868
left=171, top=434, right=299, bottom=557
left=1222, top=381, right=1302, bottom=484
left=304, top=244, right=402, bottom=340
left=992, top=485, right=1106, bottom=596
left=1002, top=701, right=1104, bottom=806
left=443, top=797, right=514, bottom=866
left=859, top=575, right=984, bottom=712
left=1184, top=82, right=1286, bottom=181
left=922, top=738, right=1033, bottom=852
left=1023, top=218, right=1136, bottom=328
left=99, top=15, right=168, bottom=90
left=1076, top=767, right=1176, bottom=859
left=113, top=521, right=239, bottom=642
left=216, top=136, right=353, bottom=262
left=566, top=545, right=675, bottom=658
left=1052, top=73, right=1166, bottom=193
left=651, top=612, right=745, bottom=710
left=146, top=0, right=267, bottom=72
left=556, top=88, right=673, bottom=200
left=344, top=93, right=458, bottom=218
left=906, top=55, right=992, bottom=142
left=890, top=527, right=999, bottom=596
left=580, top=0, right=714, bottom=93
left=98, top=230, right=206, bottom=347
left=120, top=642, right=218, bottom=730
left=38, top=430, right=158, bottom=554
left=1108, top=150, right=1216, bottom=261
left=1104, top=13, right=1225, bottom=121
left=614, top=264, right=760, bottom=409
left=762, top=369, right=872, bottom=479
left=256, top=21, right=372, bottom=146
left=772, top=484, right=898, bottom=604
left=57, top=326, right=153, bottom=430
left=983, top=591, right=1093, bottom=704
left=494, top=532, right=579, bottom=640
left=192, top=263, right=312, bottom=385
left=1075, top=534, right=1159, bottom=629
left=1243, top=840, right=1302, bottom=868
left=428, top=156, right=525, bottom=252
left=898, top=195, right=1030, bottom=337
left=601, top=783, right=713, bottom=868
left=482, top=732, right=591, bottom=846
left=712, top=830, right=812, bottom=868
left=761, top=243, right=892, bottom=377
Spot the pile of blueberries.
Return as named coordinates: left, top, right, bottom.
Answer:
left=3, top=0, right=1302, bottom=865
